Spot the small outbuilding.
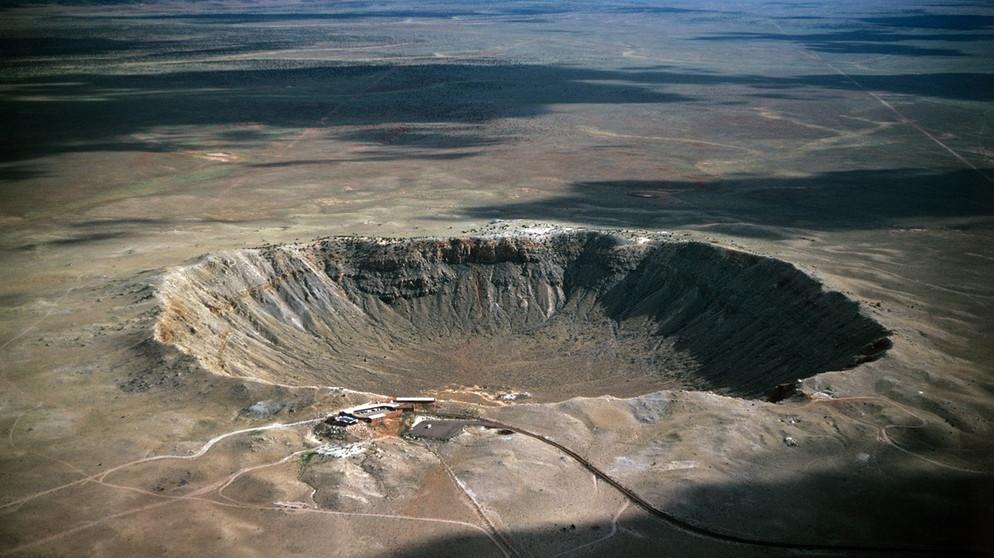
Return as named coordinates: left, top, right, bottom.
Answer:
left=394, top=396, right=435, bottom=404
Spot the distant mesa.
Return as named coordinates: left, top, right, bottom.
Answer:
left=155, top=231, right=890, bottom=401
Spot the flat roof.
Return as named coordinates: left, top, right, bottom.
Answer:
left=346, top=402, right=399, bottom=414
left=352, top=406, right=393, bottom=416
left=394, top=397, right=435, bottom=402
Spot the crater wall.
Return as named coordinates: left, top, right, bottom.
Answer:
left=155, top=232, right=891, bottom=400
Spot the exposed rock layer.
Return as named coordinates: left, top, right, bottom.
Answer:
left=155, top=232, right=890, bottom=400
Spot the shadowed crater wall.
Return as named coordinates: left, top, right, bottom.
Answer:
left=155, top=232, right=890, bottom=400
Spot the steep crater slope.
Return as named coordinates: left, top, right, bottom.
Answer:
left=156, top=232, right=890, bottom=400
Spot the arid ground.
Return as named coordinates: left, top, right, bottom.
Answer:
left=2, top=1, right=993, bottom=556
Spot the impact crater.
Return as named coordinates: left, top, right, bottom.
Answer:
left=155, top=231, right=891, bottom=401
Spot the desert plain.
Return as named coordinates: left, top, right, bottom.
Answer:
left=1, top=1, right=994, bottom=556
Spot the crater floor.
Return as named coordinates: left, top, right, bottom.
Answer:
left=156, top=231, right=890, bottom=400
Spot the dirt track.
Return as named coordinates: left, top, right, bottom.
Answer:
left=436, top=413, right=972, bottom=556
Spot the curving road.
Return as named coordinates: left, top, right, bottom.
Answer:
left=434, top=412, right=976, bottom=556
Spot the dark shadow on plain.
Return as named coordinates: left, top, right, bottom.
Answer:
left=0, top=37, right=302, bottom=60
left=453, top=168, right=994, bottom=233
left=613, top=67, right=994, bottom=101
left=0, top=63, right=693, bottom=163
left=9, top=217, right=251, bottom=251
left=692, top=28, right=994, bottom=57
left=247, top=152, right=482, bottom=168
left=17, top=3, right=739, bottom=22
left=385, top=455, right=992, bottom=557
left=336, top=124, right=504, bottom=149
left=106, top=6, right=576, bottom=23
left=862, top=14, right=994, bottom=31
left=16, top=230, right=129, bottom=251
left=0, top=37, right=178, bottom=57
left=803, top=42, right=963, bottom=56
left=0, top=164, right=47, bottom=182
left=697, top=29, right=994, bottom=44
left=69, top=216, right=246, bottom=227
left=5, top=62, right=994, bottom=163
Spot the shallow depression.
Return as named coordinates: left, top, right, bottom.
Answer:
left=155, top=231, right=891, bottom=401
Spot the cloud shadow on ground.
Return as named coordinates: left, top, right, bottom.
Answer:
left=388, top=451, right=993, bottom=557
left=0, top=63, right=692, bottom=163
left=4, top=58, right=994, bottom=164
left=452, top=168, right=994, bottom=233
